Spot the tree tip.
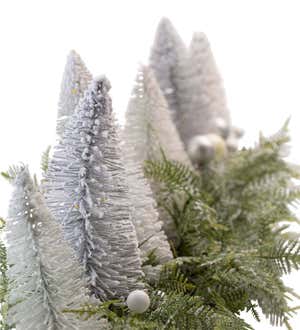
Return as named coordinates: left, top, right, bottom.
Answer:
left=69, top=49, right=79, bottom=56
left=191, top=31, right=209, bottom=44
left=94, top=75, right=112, bottom=92
left=66, top=50, right=89, bottom=68
left=67, top=49, right=81, bottom=61
left=158, top=17, right=172, bottom=26
left=156, top=17, right=177, bottom=34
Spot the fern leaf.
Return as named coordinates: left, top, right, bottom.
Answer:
left=40, top=145, right=51, bottom=174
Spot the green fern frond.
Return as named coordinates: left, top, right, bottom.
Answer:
left=259, top=240, right=300, bottom=275
left=155, top=263, right=196, bottom=294
left=40, top=145, right=51, bottom=174
left=144, top=158, right=201, bottom=195
left=1, top=164, right=25, bottom=182
left=246, top=301, right=261, bottom=322
left=142, top=249, right=160, bottom=267
left=259, top=119, right=290, bottom=151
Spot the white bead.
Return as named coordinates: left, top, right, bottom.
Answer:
left=126, top=290, right=150, bottom=313
left=187, top=134, right=214, bottom=164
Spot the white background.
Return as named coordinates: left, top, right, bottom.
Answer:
left=0, top=1, right=300, bottom=328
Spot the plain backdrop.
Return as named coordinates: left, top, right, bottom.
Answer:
left=0, top=1, right=300, bottom=328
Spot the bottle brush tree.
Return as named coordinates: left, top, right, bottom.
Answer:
left=5, top=166, right=102, bottom=329
left=45, top=76, right=143, bottom=300
left=124, top=65, right=190, bottom=245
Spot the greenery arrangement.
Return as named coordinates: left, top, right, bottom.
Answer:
left=1, top=17, right=300, bottom=330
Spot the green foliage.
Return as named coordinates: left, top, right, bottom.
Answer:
left=66, top=264, right=254, bottom=329
left=142, top=249, right=160, bottom=267
left=6, top=122, right=300, bottom=329
left=40, top=145, right=51, bottom=174
left=145, top=155, right=201, bottom=196
left=144, top=123, right=300, bottom=329
left=66, top=124, right=300, bottom=329
left=259, top=240, right=300, bottom=275
left=1, top=164, right=25, bottom=182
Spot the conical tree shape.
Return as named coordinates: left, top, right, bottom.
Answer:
left=6, top=167, right=103, bottom=329
left=124, top=65, right=190, bottom=247
left=125, top=65, right=190, bottom=165
left=56, top=50, right=92, bottom=138
left=45, top=76, right=143, bottom=300
left=177, top=32, right=231, bottom=148
left=149, top=17, right=187, bottom=121
left=122, top=69, right=174, bottom=275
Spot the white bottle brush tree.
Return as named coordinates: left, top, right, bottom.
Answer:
left=5, top=166, right=102, bottom=329
left=1, top=17, right=300, bottom=330
left=123, top=65, right=190, bottom=246
left=45, top=76, right=144, bottom=300
left=182, top=32, right=242, bottom=154
left=150, top=18, right=243, bottom=166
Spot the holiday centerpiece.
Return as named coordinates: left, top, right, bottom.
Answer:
left=1, top=18, right=300, bottom=330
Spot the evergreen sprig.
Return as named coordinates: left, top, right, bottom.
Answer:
left=144, top=123, right=300, bottom=329
left=40, top=145, right=51, bottom=174
left=1, top=164, right=25, bottom=183
left=67, top=263, right=254, bottom=329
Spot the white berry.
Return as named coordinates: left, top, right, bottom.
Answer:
left=126, top=290, right=150, bottom=313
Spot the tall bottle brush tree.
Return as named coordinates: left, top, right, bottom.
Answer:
left=149, top=17, right=187, bottom=122
left=184, top=32, right=242, bottom=151
left=150, top=18, right=243, bottom=165
left=122, top=66, right=175, bottom=280
left=124, top=65, right=190, bottom=246
left=45, top=76, right=143, bottom=300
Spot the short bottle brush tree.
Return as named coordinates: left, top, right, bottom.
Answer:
left=1, top=17, right=300, bottom=330
left=5, top=166, right=102, bottom=329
